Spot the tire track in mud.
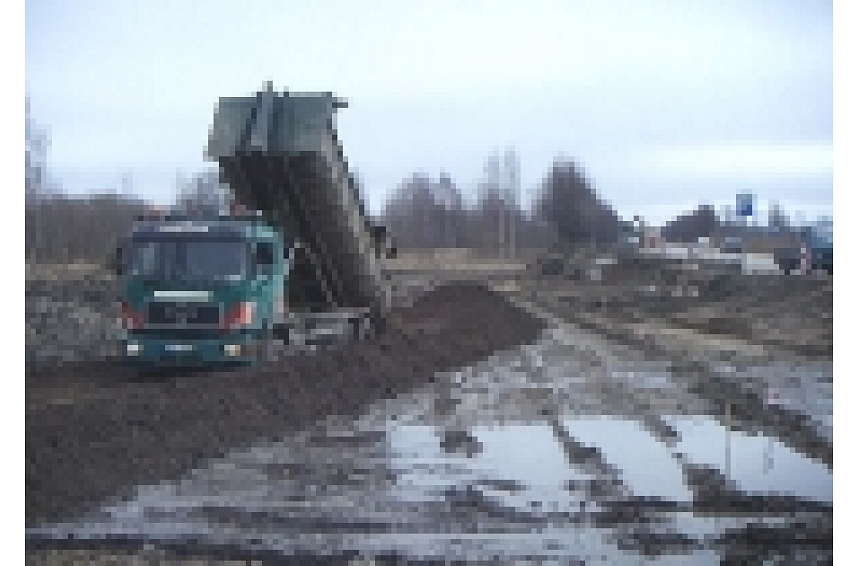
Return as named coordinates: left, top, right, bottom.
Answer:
left=504, top=281, right=833, bottom=469
left=492, top=283, right=832, bottom=562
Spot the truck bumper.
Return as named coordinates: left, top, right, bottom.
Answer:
left=120, top=334, right=264, bottom=367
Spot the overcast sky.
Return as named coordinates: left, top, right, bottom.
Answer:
left=25, top=0, right=832, bottom=225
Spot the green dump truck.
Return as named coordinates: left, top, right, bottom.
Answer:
left=113, top=83, right=394, bottom=366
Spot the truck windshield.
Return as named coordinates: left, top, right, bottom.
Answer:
left=128, top=237, right=249, bottom=282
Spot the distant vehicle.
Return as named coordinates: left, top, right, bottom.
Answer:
left=720, top=237, right=743, bottom=254
left=536, top=253, right=566, bottom=276
left=614, top=234, right=640, bottom=255
left=774, top=226, right=832, bottom=275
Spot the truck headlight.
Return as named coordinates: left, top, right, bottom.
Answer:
left=224, top=344, right=241, bottom=356
left=126, top=342, right=141, bottom=355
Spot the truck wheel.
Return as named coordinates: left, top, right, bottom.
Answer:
left=349, top=313, right=370, bottom=340
left=261, top=322, right=274, bottom=363
left=370, top=308, right=387, bottom=338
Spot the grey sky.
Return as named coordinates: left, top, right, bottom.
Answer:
left=25, top=0, right=832, bottom=224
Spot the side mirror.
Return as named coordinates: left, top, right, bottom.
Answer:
left=109, top=246, right=124, bottom=276
left=371, top=225, right=397, bottom=259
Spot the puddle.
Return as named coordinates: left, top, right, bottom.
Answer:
left=388, top=421, right=595, bottom=520
left=385, top=424, right=474, bottom=499
left=558, top=414, right=831, bottom=506
left=471, top=423, right=590, bottom=490
left=667, top=416, right=833, bottom=505
left=563, top=416, right=692, bottom=503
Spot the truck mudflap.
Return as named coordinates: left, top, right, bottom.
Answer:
left=276, top=307, right=379, bottom=345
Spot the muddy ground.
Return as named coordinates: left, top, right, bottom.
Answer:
left=25, top=253, right=832, bottom=564
left=524, top=251, right=832, bottom=359
left=26, top=280, right=545, bottom=528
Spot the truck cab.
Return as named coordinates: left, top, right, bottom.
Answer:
left=114, top=212, right=285, bottom=366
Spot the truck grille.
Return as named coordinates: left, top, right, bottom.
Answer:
left=130, top=327, right=222, bottom=340
left=146, top=302, right=221, bottom=326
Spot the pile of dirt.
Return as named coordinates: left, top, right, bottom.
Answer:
left=26, top=281, right=545, bottom=527
left=26, top=272, right=122, bottom=366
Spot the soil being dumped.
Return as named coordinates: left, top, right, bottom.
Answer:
left=26, top=281, right=546, bottom=528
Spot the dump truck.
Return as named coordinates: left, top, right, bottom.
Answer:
left=113, top=83, right=394, bottom=366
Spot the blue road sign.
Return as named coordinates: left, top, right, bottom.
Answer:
left=737, top=193, right=754, bottom=217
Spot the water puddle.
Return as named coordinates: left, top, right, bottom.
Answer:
left=667, top=416, right=833, bottom=505
left=387, top=421, right=595, bottom=519
left=562, top=416, right=692, bottom=503
left=27, top=324, right=831, bottom=562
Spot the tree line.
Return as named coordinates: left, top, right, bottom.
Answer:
left=25, top=98, right=238, bottom=264
left=25, top=171, right=230, bottom=265
left=25, top=102, right=637, bottom=265
left=26, top=100, right=145, bottom=264
left=379, top=152, right=633, bottom=253
left=27, top=99, right=826, bottom=265
left=380, top=151, right=553, bottom=253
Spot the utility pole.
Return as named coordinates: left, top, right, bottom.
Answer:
left=439, top=171, right=458, bottom=250
left=485, top=153, right=503, bottom=259
left=504, top=147, right=519, bottom=260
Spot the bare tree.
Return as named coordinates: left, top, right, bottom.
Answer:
left=382, top=173, right=439, bottom=249
left=503, top=147, right=520, bottom=258
left=25, top=96, right=51, bottom=203
left=535, top=159, right=622, bottom=248
left=436, top=171, right=465, bottom=248
left=485, top=153, right=505, bottom=255
left=380, top=156, right=553, bottom=254
left=172, top=169, right=231, bottom=214
left=661, top=205, right=718, bottom=243
left=24, top=105, right=152, bottom=265
left=26, top=190, right=150, bottom=265
left=768, top=202, right=790, bottom=232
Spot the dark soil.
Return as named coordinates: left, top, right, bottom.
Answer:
left=25, top=537, right=496, bottom=566
left=525, top=256, right=832, bottom=359
left=26, top=281, right=545, bottom=528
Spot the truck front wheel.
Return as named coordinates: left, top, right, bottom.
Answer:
left=370, top=308, right=387, bottom=338
left=351, top=314, right=371, bottom=340
left=260, top=321, right=274, bottom=363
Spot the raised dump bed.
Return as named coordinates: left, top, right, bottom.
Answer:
left=207, top=84, right=390, bottom=329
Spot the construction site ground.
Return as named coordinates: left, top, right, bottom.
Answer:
left=26, top=249, right=832, bottom=564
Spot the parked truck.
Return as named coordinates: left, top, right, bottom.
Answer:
left=113, top=84, right=394, bottom=366
left=774, top=225, right=833, bottom=275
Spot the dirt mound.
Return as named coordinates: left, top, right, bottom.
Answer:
left=26, top=281, right=545, bottom=527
